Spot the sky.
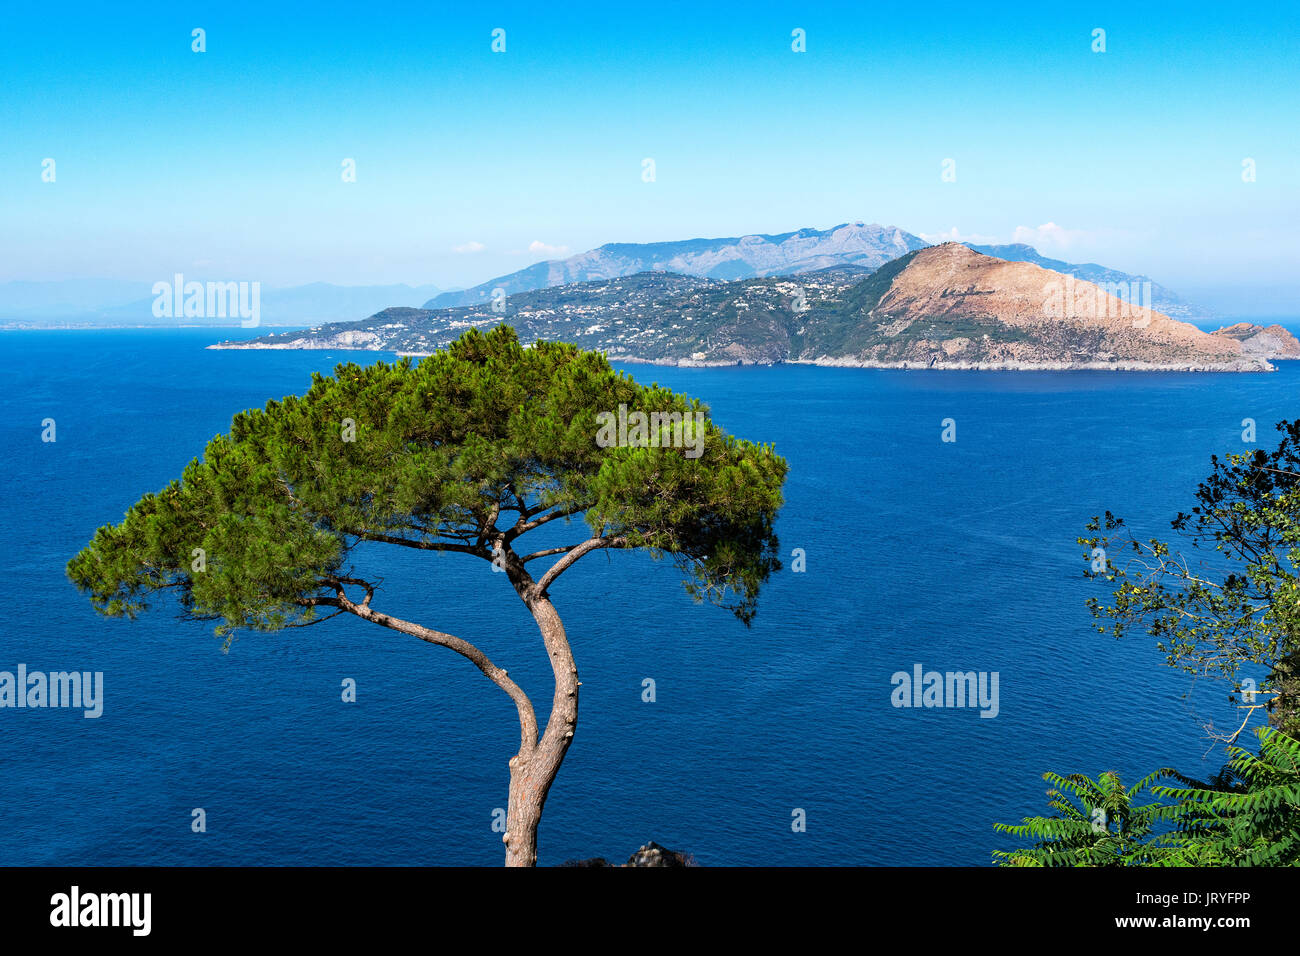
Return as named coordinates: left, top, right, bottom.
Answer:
left=1, top=1, right=1297, bottom=312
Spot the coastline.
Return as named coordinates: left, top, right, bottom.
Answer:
left=206, top=340, right=1278, bottom=372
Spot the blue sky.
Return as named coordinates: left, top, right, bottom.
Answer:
left=2, top=1, right=1297, bottom=311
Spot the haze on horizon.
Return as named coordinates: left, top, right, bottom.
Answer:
left=2, top=1, right=1297, bottom=316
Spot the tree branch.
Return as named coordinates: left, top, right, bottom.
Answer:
left=357, top=530, right=489, bottom=558
left=305, top=587, right=538, bottom=755
left=284, top=608, right=346, bottom=628
left=519, top=545, right=578, bottom=562
left=536, top=536, right=629, bottom=594
left=506, top=504, right=583, bottom=542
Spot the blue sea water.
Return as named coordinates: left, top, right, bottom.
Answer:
left=1, top=327, right=1297, bottom=866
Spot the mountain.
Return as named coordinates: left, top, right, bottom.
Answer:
left=214, top=245, right=1268, bottom=371
left=429, top=226, right=1214, bottom=327
left=0, top=279, right=152, bottom=320
left=821, top=243, right=1257, bottom=369
left=964, top=243, right=1213, bottom=322
left=1210, top=322, right=1300, bottom=359
left=0, top=281, right=443, bottom=327
left=424, top=223, right=927, bottom=308
left=216, top=271, right=722, bottom=352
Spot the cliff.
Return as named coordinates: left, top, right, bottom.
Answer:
left=1210, top=322, right=1300, bottom=360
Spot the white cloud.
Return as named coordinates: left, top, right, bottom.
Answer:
left=918, top=227, right=1000, bottom=246
left=452, top=241, right=486, bottom=254
left=527, top=240, right=569, bottom=257
left=1010, top=222, right=1088, bottom=250
left=920, top=223, right=1095, bottom=253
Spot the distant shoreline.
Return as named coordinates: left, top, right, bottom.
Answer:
left=3, top=325, right=1288, bottom=372
left=0, top=324, right=310, bottom=331
left=204, top=339, right=1282, bottom=373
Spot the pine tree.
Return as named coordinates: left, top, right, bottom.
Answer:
left=67, top=326, right=787, bottom=865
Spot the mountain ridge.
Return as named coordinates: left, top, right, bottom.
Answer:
left=214, top=245, right=1275, bottom=372
left=425, top=222, right=928, bottom=308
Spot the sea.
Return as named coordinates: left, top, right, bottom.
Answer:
left=1, top=326, right=1297, bottom=866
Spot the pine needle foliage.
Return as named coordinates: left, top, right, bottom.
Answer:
left=67, top=325, right=788, bottom=640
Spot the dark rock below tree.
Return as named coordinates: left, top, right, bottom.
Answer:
left=560, top=842, right=695, bottom=867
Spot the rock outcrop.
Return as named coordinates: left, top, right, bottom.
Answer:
left=560, top=842, right=695, bottom=868
left=1210, top=322, right=1300, bottom=360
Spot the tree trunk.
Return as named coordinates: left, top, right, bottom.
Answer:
left=504, top=751, right=550, bottom=867
left=503, top=593, right=578, bottom=866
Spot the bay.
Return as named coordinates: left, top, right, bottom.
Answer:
left=1, top=327, right=1295, bottom=866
